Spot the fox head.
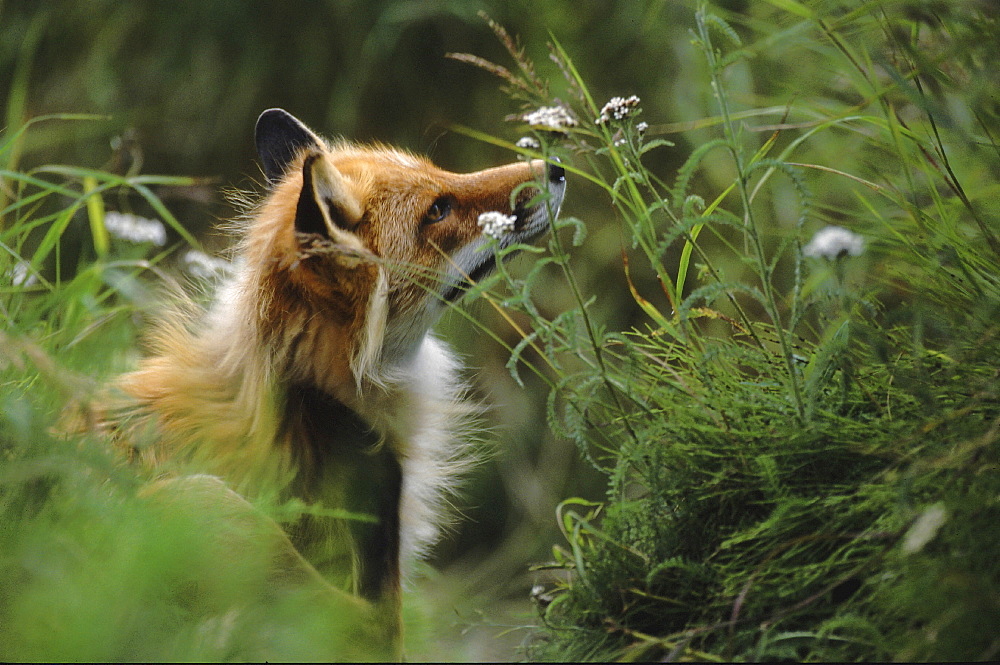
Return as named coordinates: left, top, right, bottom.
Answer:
left=244, top=108, right=565, bottom=391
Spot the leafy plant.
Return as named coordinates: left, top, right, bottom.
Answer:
left=449, top=1, right=1000, bottom=661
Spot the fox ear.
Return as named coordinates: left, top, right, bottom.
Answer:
left=255, top=108, right=323, bottom=183
left=296, top=152, right=363, bottom=236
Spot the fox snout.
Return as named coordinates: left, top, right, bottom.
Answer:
left=437, top=156, right=565, bottom=304
left=510, top=158, right=566, bottom=240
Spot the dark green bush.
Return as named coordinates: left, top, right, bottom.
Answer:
left=444, top=1, right=1000, bottom=660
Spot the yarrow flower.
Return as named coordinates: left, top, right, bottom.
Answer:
left=596, top=95, right=641, bottom=125
left=636, top=121, right=649, bottom=133
left=515, top=136, right=541, bottom=150
left=477, top=211, right=517, bottom=239
left=8, top=260, right=38, bottom=287
left=902, top=503, right=947, bottom=555
left=803, top=225, right=864, bottom=260
left=521, top=105, right=578, bottom=131
left=182, top=249, right=233, bottom=280
left=103, top=211, right=167, bottom=246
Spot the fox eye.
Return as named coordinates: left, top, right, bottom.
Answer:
left=425, top=197, right=452, bottom=224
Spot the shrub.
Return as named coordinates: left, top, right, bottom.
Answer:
left=450, top=2, right=1000, bottom=660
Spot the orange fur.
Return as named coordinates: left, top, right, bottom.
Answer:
left=102, top=109, right=566, bottom=651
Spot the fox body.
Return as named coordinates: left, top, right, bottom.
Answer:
left=107, top=109, right=565, bottom=640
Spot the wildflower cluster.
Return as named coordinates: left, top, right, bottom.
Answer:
left=103, top=211, right=167, bottom=246
left=477, top=211, right=517, bottom=239
left=8, top=261, right=38, bottom=287
left=803, top=225, right=864, bottom=260
left=596, top=95, right=640, bottom=125
left=521, top=105, right=578, bottom=131
left=516, top=136, right=541, bottom=150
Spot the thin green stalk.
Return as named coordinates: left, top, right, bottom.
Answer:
left=696, top=3, right=805, bottom=422
left=542, top=154, right=643, bottom=446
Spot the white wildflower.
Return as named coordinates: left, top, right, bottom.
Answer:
left=103, top=211, right=167, bottom=246
left=477, top=211, right=517, bottom=240
left=8, top=260, right=38, bottom=287
left=183, top=249, right=232, bottom=280
left=530, top=583, right=555, bottom=607
left=636, top=121, right=649, bottom=133
left=803, top=225, right=864, bottom=260
left=902, top=503, right=947, bottom=554
left=522, top=106, right=578, bottom=131
left=596, top=95, right=641, bottom=125
left=516, top=136, right=541, bottom=150
left=614, top=137, right=627, bottom=147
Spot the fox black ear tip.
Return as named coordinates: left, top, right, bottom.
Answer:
left=256, top=108, right=296, bottom=134
left=255, top=109, right=322, bottom=183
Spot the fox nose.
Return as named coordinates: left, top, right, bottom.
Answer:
left=547, top=158, right=565, bottom=184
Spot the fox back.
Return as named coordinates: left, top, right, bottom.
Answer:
left=107, top=109, right=565, bottom=619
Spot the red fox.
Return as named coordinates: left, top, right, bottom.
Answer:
left=104, top=108, right=565, bottom=651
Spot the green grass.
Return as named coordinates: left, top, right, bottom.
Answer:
left=3, top=0, right=1000, bottom=661
left=444, top=2, right=1000, bottom=661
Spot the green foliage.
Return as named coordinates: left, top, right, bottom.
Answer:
left=447, top=1, right=1000, bottom=661
left=0, top=119, right=385, bottom=660
left=4, top=0, right=1000, bottom=660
